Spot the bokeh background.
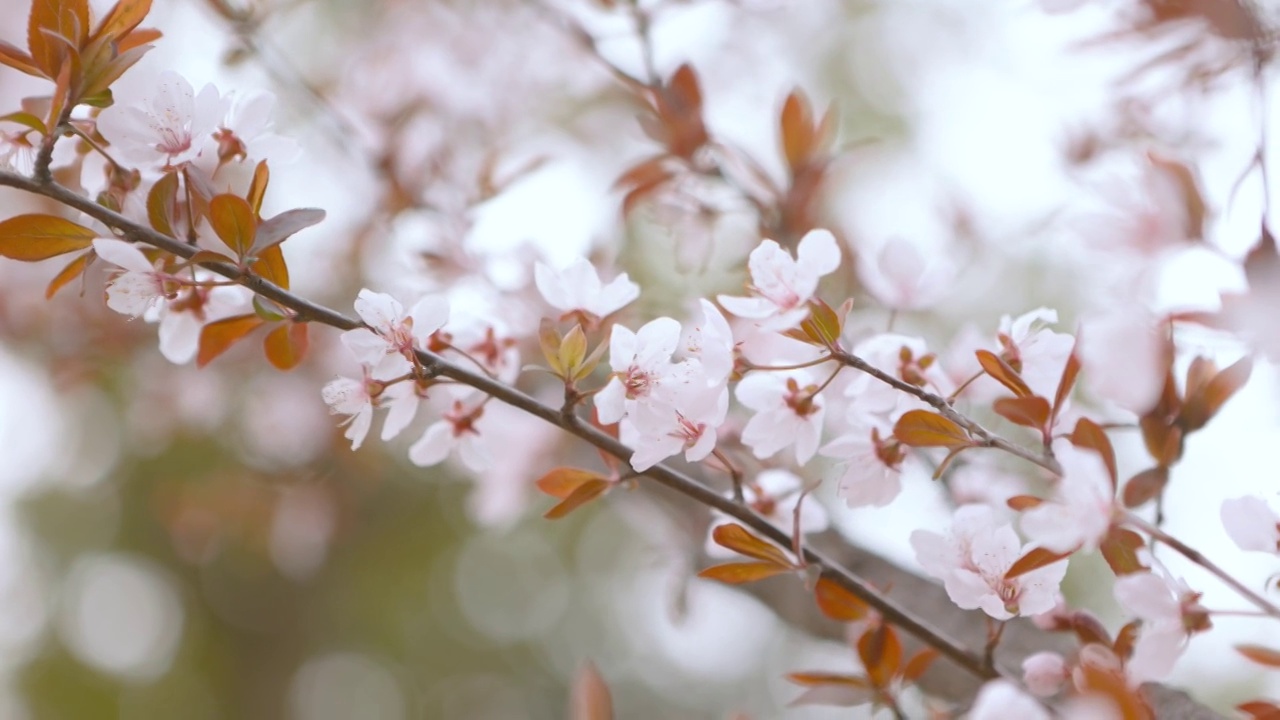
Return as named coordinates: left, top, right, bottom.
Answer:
left=1, top=0, right=1279, bottom=718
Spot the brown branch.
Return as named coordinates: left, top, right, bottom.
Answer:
left=830, top=349, right=1063, bottom=476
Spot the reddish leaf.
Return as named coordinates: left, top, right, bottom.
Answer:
left=893, top=410, right=970, bottom=449
left=902, top=648, right=940, bottom=683
left=1069, top=418, right=1117, bottom=490
left=253, top=245, right=290, bottom=290
left=1070, top=612, right=1112, bottom=647
left=1182, top=355, right=1252, bottom=431
left=813, top=575, right=868, bottom=622
left=544, top=478, right=610, bottom=519
left=1121, top=467, right=1168, bottom=508
left=263, top=322, right=308, bottom=370
left=0, top=40, right=43, bottom=78
left=1100, top=528, right=1147, bottom=576
left=28, top=0, right=90, bottom=77
left=1006, top=495, right=1043, bottom=511
left=780, top=89, right=814, bottom=173
left=569, top=662, right=613, bottom=720
left=975, top=349, right=1033, bottom=397
left=196, top=314, right=265, bottom=368
left=856, top=623, right=901, bottom=689
left=92, top=0, right=152, bottom=43
left=785, top=674, right=873, bottom=708
left=993, top=395, right=1051, bottom=430
left=709, top=523, right=795, bottom=567
left=786, top=672, right=869, bottom=688
left=1005, top=546, right=1072, bottom=580
left=146, top=171, right=179, bottom=237
left=1237, top=645, right=1280, bottom=668
left=44, top=250, right=89, bottom=298
left=535, top=467, right=606, bottom=500
left=697, top=561, right=793, bottom=584
left=246, top=160, right=270, bottom=214
left=0, top=214, right=96, bottom=261
left=796, top=298, right=842, bottom=347
left=1113, top=620, right=1141, bottom=661
left=1051, top=344, right=1081, bottom=423
left=208, top=193, right=256, bottom=257
left=1238, top=701, right=1280, bottom=720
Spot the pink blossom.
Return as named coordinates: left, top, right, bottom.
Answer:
left=321, top=375, right=376, bottom=450
left=1022, top=651, right=1068, bottom=697
left=820, top=424, right=904, bottom=508
left=841, top=333, right=949, bottom=421
left=1079, top=310, right=1165, bottom=414
left=595, top=317, right=688, bottom=425
left=968, top=680, right=1050, bottom=720
left=96, top=71, right=227, bottom=169
left=1020, top=441, right=1116, bottom=553
left=912, top=505, right=1067, bottom=620
left=534, top=256, right=639, bottom=323
left=408, top=397, right=490, bottom=471
left=997, top=308, right=1074, bottom=400
left=1113, top=570, right=1210, bottom=683
left=1220, top=496, right=1280, bottom=554
left=213, top=91, right=300, bottom=166
left=93, top=239, right=169, bottom=317
left=855, top=236, right=953, bottom=311
left=341, top=289, right=450, bottom=367
left=717, top=228, right=840, bottom=329
left=736, top=370, right=826, bottom=463
left=679, top=299, right=735, bottom=384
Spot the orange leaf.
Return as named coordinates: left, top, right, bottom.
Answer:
left=785, top=672, right=868, bottom=688
left=796, top=298, right=842, bottom=348
left=780, top=89, right=814, bottom=173
left=92, top=0, right=152, bottom=43
left=902, top=648, right=940, bottom=683
left=207, top=193, right=257, bottom=257
left=1182, top=355, right=1252, bottom=431
left=993, top=395, right=1051, bottom=430
left=856, top=623, right=901, bottom=689
left=0, top=214, right=96, bottom=261
left=1006, top=495, right=1043, bottom=511
left=1100, top=527, right=1147, bottom=576
left=196, top=314, right=265, bottom=368
left=697, top=561, right=793, bottom=584
left=544, top=478, right=610, bottom=519
left=1121, top=466, right=1168, bottom=508
left=1051, top=342, right=1081, bottom=422
left=975, top=349, right=1033, bottom=397
left=1004, top=546, right=1071, bottom=580
left=263, top=322, right=308, bottom=370
left=1238, top=701, right=1280, bottom=720
left=146, top=170, right=179, bottom=237
left=44, top=250, right=89, bottom=298
left=1113, top=619, right=1141, bottom=661
left=893, top=410, right=970, bottom=449
left=569, top=661, right=613, bottom=720
left=535, top=467, right=606, bottom=500
left=253, top=244, right=290, bottom=290
left=1070, top=417, right=1117, bottom=490
left=0, top=40, right=43, bottom=78
left=709, top=523, right=795, bottom=567
left=1237, top=645, right=1280, bottom=668
left=813, top=575, right=868, bottom=622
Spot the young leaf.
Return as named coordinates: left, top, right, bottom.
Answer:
left=246, top=160, right=269, bottom=214
left=901, top=648, right=940, bottom=683
left=1099, top=528, right=1146, bottom=576
left=1069, top=417, right=1117, bottom=490
left=263, top=322, right=308, bottom=371
left=1006, top=495, right=1043, bottom=511
left=196, top=314, right=265, bottom=368
left=993, top=396, right=1050, bottom=430
left=1121, top=466, right=1168, bottom=508
left=1182, top=355, right=1252, bottom=431
left=697, top=561, right=793, bottom=584
left=535, top=467, right=606, bottom=500
left=1237, top=645, right=1280, bottom=668
left=0, top=40, right=43, bottom=78
left=0, top=214, right=96, bottom=261
left=780, top=89, right=814, bottom=173
left=250, top=207, right=325, bottom=255
left=44, top=250, right=90, bottom=298
left=1004, top=546, right=1071, bottom=580
left=813, top=575, right=868, bottom=622
left=893, top=410, right=970, bottom=449
left=146, top=170, right=179, bottom=237
left=1237, top=701, right=1280, bottom=720
left=856, top=623, right=901, bottom=689
left=208, top=193, right=257, bottom=257
left=92, top=0, right=153, bottom=44
left=544, top=478, right=610, bottom=519
left=975, top=349, right=1033, bottom=398
left=709, top=523, right=796, bottom=567
left=1051, top=341, right=1081, bottom=422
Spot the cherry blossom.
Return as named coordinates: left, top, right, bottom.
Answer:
left=997, top=307, right=1074, bottom=400
left=967, top=680, right=1050, bottom=720
left=321, top=375, right=377, bottom=451
left=679, top=299, right=735, bottom=384
left=341, top=289, right=450, bottom=368
left=1220, top=496, right=1280, bottom=554
left=912, top=504, right=1067, bottom=620
left=717, top=228, right=840, bottom=329
left=96, top=71, right=228, bottom=169
left=409, top=397, right=490, bottom=471
left=534, top=256, right=639, bottom=324
left=1020, top=441, right=1117, bottom=553
left=93, top=238, right=170, bottom=317
left=595, top=317, right=689, bottom=425
left=855, top=236, right=953, bottom=311
left=821, top=422, right=905, bottom=508
left=840, top=333, right=949, bottom=422
left=625, top=378, right=726, bottom=471
left=1022, top=651, right=1068, bottom=697
left=735, top=369, right=826, bottom=463
left=213, top=90, right=300, bottom=166
left=1113, top=570, right=1210, bottom=683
